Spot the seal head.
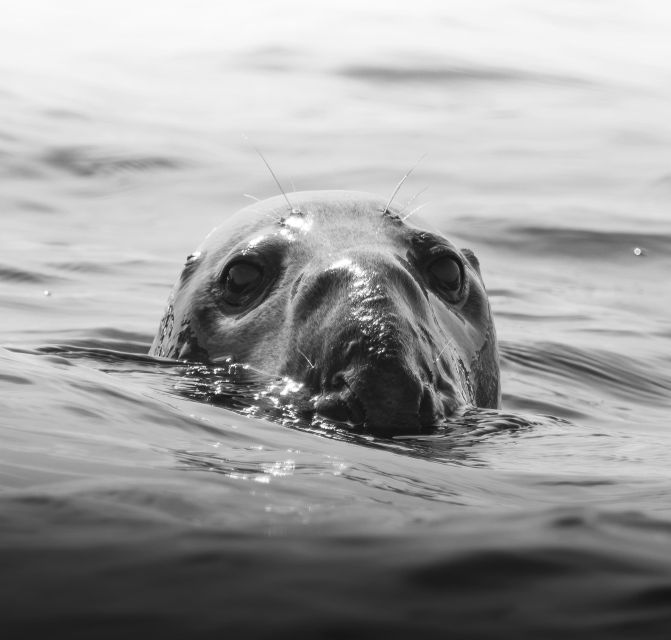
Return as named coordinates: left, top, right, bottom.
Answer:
left=151, top=191, right=500, bottom=434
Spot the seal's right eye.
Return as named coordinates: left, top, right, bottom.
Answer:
left=220, top=261, right=264, bottom=306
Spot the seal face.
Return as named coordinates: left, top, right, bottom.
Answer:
left=151, top=190, right=500, bottom=434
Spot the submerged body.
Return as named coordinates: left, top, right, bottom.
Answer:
left=151, top=191, right=500, bottom=434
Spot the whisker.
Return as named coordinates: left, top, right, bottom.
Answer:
left=243, top=193, right=260, bottom=202
left=433, top=339, right=453, bottom=364
left=399, top=185, right=430, bottom=214
left=243, top=134, right=299, bottom=213
left=402, top=202, right=430, bottom=221
left=298, top=349, right=316, bottom=370
left=383, top=153, right=427, bottom=214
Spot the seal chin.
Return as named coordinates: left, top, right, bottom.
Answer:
left=313, top=391, right=367, bottom=428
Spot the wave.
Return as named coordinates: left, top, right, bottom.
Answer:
left=0, top=264, right=69, bottom=285
left=338, top=63, right=593, bottom=87
left=42, top=146, right=184, bottom=178
left=501, top=340, right=671, bottom=405
left=1, top=500, right=671, bottom=639
left=458, top=222, right=671, bottom=258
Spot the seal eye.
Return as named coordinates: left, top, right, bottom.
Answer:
left=221, top=261, right=264, bottom=305
left=428, top=256, right=462, bottom=295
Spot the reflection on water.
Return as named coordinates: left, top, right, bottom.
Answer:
left=2, top=0, right=671, bottom=637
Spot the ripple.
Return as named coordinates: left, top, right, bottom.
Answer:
left=0, top=264, right=70, bottom=285
left=501, top=341, right=671, bottom=404
left=338, top=63, right=593, bottom=87
left=42, top=146, right=184, bottom=178
left=29, top=328, right=154, bottom=354
left=459, top=223, right=671, bottom=259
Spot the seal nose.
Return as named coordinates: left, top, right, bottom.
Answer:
left=315, top=353, right=434, bottom=434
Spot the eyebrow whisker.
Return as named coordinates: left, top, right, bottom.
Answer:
left=243, top=134, right=300, bottom=214
left=402, top=202, right=430, bottom=221
left=383, top=153, right=427, bottom=215
left=399, top=185, right=430, bottom=214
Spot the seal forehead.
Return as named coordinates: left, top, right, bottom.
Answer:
left=238, top=190, right=389, bottom=223
left=280, top=212, right=312, bottom=232
left=198, top=190, right=432, bottom=277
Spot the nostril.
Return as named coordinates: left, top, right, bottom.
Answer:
left=330, top=372, right=347, bottom=391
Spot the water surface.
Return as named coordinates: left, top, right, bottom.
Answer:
left=2, top=1, right=671, bottom=637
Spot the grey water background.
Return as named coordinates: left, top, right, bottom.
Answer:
left=2, top=0, right=671, bottom=637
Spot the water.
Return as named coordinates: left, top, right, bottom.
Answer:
left=2, top=1, right=671, bottom=637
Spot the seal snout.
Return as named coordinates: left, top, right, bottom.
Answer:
left=288, top=251, right=463, bottom=434
left=312, top=351, right=444, bottom=435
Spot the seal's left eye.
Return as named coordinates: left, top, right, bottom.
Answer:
left=429, top=256, right=462, bottom=292
left=221, top=261, right=264, bottom=305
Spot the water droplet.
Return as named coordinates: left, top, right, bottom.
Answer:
left=633, top=247, right=646, bottom=257
left=43, top=290, right=52, bottom=296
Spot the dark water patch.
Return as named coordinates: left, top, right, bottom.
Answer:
left=28, top=343, right=165, bottom=364
left=502, top=394, right=588, bottom=420
left=3, top=163, right=47, bottom=179
left=501, top=341, right=671, bottom=404
left=485, top=287, right=523, bottom=298
left=409, top=547, right=585, bottom=588
left=623, top=583, right=671, bottom=608
left=0, top=263, right=69, bottom=285
left=612, top=129, right=670, bottom=148
left=535, top=478, right=616, bottom=487
left=0, top=372, right=32, bottom=385
left=47, top=260, right=115, bottom=274
left=0, top=129, right=18, bottom=142
left=2, top=506, right=671, bottom=639
left=42, top=108, right=89, bottom=121
left=46, top=257, right=161, bottom=274
left=65, top=404, right=107, bottom=420
left=15, top=198, right=60, bottom=213
left=339, top=63, right=593, bottom=87
left=0, top=264, right=44, bottom=284
left=459, top=222, right=671, bottom=259
left=29, top=328, right=154, bottom=353
left=42, top=146, right=184, bottom=178
left=497, top=311, right=589, bottom=322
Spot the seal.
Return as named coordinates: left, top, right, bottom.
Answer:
left=151, top=190, right=500, bottom=434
